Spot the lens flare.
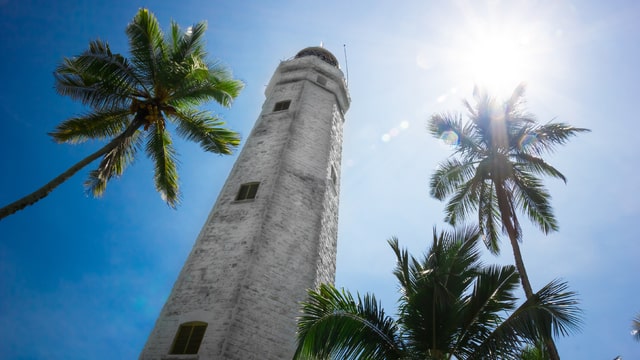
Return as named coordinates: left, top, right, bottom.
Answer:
left=440, top=130, right=459, bottom=146
left=518, top=133, right=537, bottom=150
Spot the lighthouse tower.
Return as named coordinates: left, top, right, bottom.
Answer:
left=140, top=47, right=350, bottom=359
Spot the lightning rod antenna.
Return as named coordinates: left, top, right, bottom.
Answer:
left=343, top=44, right=350, bottom=87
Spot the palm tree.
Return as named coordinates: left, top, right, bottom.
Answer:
left=632, top=313, right=640, bottom=342
left=428, top=85, right=589, bottom=359
left=294, top=226, right=581, bottom=360
left=0, top=8, right=243, bottom=220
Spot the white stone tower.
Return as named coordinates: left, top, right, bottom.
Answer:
left=140, top=47, right=350, bottom=359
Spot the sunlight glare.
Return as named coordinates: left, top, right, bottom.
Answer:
left=441, top=14, right=549, bottom=99
left=468, top=31, right=529, bottom=96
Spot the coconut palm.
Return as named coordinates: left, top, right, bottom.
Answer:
left=294, top=226, right=581, bottom=360
left=0, top=8, right=243, bottom=220
left=428, top=85, right=589, bottom=359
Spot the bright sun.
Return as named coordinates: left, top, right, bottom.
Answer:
left=468, top=31, right=530, bottom=95
left=437, top=15, right=549, bottom=99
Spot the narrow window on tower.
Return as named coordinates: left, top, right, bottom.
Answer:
left=169, top=321, right=207, bottom=355
left=235, top=182, right=260, bottom=201
left=273, top=100, right=291, bottom=112
left=316, top=75, right=327, bottom=86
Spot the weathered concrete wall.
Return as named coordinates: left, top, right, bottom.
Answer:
left=140, top=51, right=349, bottom=360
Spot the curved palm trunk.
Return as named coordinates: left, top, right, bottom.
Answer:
left=495, top=181, right=561, bottom=360
left=0, top=121, right=142, bottom=221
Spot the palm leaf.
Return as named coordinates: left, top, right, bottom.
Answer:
left=397, top=227, right=482, bottom=356
left=169, top=69, right=243, bottom=108
left=429, top=158, right=477, bottom=201
left=521, top=122, right=590, bottom=156
left=428, top=113, right=483, bottom=158
left=126, top=8, right=166, bottom=87
left=171, top=108, right=240, bottom=154
left=49, top=108, right=131, bottom=143
left=477, top=179, right=501, bottom=254
left=169, top=20, right=207, bottom=64
left=145, top=123, right=179, bottom=207
left=294, top=284, right=402, bottom=360
left=510, top=171, right=558, bottom=234
left=513, top=153, right=567, bottom=183
left=454, top=265, right=523, bottom=359
left=54, top=40, right=144, bottom=110
left=474, top=280, right=581, bottom=357
left=443, top=171, right=483, bottom=226
left=85, top=130, right=142, bottom=196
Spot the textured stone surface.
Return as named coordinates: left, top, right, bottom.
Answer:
left=140, top=51, right=350, bottom=360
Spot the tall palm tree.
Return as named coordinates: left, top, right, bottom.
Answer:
left=632, top=313, right=640, bottom=342
left=0, top=8, right=243, bottom=220
left=294, top=226, right=581, bottom=360
left=428, top=85, right=589, bottom=359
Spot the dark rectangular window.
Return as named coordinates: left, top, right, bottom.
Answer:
left=236, top=182, right=260, bottom=201
left=170, top=322, right=207, bottom=355
left=317, top=75, right=327, bottom=86
left=273, top=100, right=291, bottom=112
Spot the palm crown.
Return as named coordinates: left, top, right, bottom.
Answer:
left=294, top=226, right=581, bottom=360
left=0, top=9, right=243, bottom=219
left=429, top=84, right=588, bottom=254
left=51, top=8, right=242, bottom=206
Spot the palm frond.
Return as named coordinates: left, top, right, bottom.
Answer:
left=395, top=227, right=482, bottom=356
left=504, top=82, right=527, bottom=117
left=428, top=113, right=483, bottom=158
left=171, top=108, right=240, bottom=154
left=54, top=40, right=144, bottom=110
left=521, top=122, right=590, bottom=156
left=510, top=171, right=558, bottom=234
left=521, top=279, right=583, bottom=338
left=389, top=237, right=415, bottom=300
left=513, top=153, right=567, bottom=183
left=294, top=284, right=402, bottom=360
left=442, top=171, right=483, bottom=226
left=454, top=265, right=522, bottom=359
left=429, top=158, right=477, bottom=201
left=126, top=8, right=166, bottom=88
left=169, top=69, right=244, bottom=108
left=169, top=20, right=207, bottom=64
left=477, top=179, right=501, bottom=254
left=49, top=108, right=131, bottom=143
left=85, top=130, right=142, bottom=196
left=474, top=280, right=581, bottom=357
left=145, top=124, right=179, bottom=207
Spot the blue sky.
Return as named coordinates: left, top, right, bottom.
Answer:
left=0, top=0, right=638, bottom=358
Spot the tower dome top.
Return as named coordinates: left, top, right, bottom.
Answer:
left=294, top=47, right=339, bottom=67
